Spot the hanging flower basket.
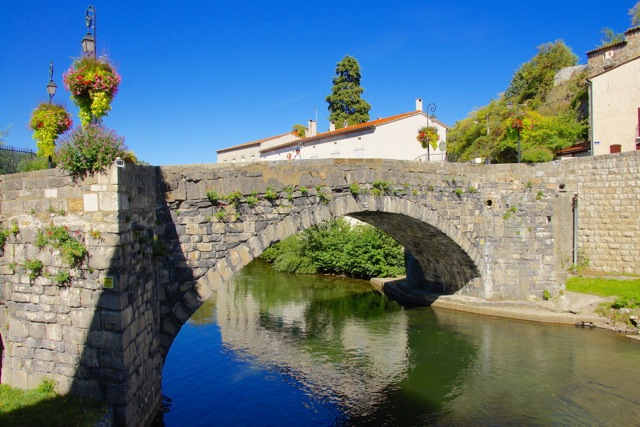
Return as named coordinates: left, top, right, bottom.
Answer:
left=511, top=118, right=524, bottom=130
left=63, top=56, right=121, bottom=126
left=417, top=126, right=439, bottom=150
left=29, top=103, right=73, bottom=157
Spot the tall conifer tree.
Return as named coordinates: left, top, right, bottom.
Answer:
left=325, top=55, right=371, bottom=129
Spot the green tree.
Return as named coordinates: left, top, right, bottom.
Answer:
left=0, top=126, right=9, bottom=145
left=449, top=40, right=586, bottom=164
left=505, top=41, right=577, bottom=109
left=630, top=1, right=640, bottom=26
left=599, top=27, right=624, bottom=46
left=292, top=124, right=306, bottom=137
left=325, top=55, right=371, bottom=129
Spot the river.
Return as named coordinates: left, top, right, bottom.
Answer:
left=160, top=260, right=640, bottom=426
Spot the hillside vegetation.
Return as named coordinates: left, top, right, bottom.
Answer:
left=447, top=41, right=588, bottom=163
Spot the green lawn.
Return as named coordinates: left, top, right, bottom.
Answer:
left=566, top=276, right=640, bottom=308
left=0, top=380, right=106, bottom=427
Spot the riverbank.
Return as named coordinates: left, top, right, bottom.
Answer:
left=370, top=277, right=640, bottom=340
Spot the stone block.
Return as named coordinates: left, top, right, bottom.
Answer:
left=54, top=363, right=76, bottom=377
left=44, top=188, right=58, bottom=198
left=87, top=330, right=123, bottom=351
left=30, top=323, right=46, bottom=339
left=9, top=320, right=30, bottom=338
left=68, top=198, right=84, bottom=212
left=46, top=324, right=63, bottom=342
left=34, top=348, right=55, bottom=361
left=63, top=327, right=87, bottom=345
left=98, top=192, right=119, bottom=211
left=70, top=308, right=95, bottom=329
left=84, top=193, right=99, bottom=211
left=16, top=310, right=56, bottom=324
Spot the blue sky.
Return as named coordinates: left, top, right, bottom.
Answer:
left=0, top=1, right=635, bottom=165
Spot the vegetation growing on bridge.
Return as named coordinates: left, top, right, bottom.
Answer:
left=260, top=217, right=405, bottom=279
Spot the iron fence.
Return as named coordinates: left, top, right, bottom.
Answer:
left=0, top=145, right=36, bottom=175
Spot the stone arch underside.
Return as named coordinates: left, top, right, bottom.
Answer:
left=158, top=195, right=484, bottom=358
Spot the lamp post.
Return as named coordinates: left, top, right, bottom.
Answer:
left=81, top=5, right=98, bottom=125
left=426, top=103, right=436, bottom=162
left=46, top=61, right=57, bottom=169
left=46, top=61, right=57, bottom=104
left=507, top=102, right=524, bottom=163
left=81, top=5, right=96, bottom=58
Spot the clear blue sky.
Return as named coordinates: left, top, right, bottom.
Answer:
left=0, top=1, right=635, bottom=165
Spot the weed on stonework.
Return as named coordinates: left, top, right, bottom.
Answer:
left=35, top=225, right=87, bottom=267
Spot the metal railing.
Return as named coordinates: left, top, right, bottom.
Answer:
left=0, top=146, right=36, bottom=175
left=414, top=152, right=447, bottom=163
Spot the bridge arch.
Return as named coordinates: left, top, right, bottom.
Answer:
left=158, top=194, right=484, bottom=357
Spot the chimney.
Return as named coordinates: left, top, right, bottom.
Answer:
left=329, top=121, right=335, bottom=131
left=416, top=98, right=423, bottom=112
left=307, top=119, right=317, bottom=137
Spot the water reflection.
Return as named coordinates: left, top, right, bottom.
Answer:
left=429, top=308, right=640, bottom=426
left=162, top=261, right=640, bottom=426
left=216, top=261, right=414, bottom=418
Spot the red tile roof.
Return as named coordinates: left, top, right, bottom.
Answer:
left=260, top=111, right=448, bottom=154
left=557, top=141, right=590, bottom=155
left=216, top=132, right=299, bottom=154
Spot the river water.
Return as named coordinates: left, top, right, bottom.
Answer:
left=161, top=260, right=640, bottom=426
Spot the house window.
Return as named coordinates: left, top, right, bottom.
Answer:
left=610, top=144, right=621, bottom=153
left=251, top=154, right=256, bottom=162
left=241, top=155, right=245, bottom=162
left=232, top=158, right=237, bottom=163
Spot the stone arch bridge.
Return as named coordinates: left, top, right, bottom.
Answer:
left=2, top=154, right=637, bottom=425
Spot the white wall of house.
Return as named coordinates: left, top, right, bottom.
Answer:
left=261, top=113, right=447, bottom=162
left=217, top=133, right=300, bottom=164
left=591, top=57, right=640, bottom=155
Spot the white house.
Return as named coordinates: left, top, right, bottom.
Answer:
left=588, top=55, right=640, bottom=155
left=259, top=99, right=448, bottom=162
left=583, top=26, right=640, bottom=155
left=216, top=132, right=301, bottom=164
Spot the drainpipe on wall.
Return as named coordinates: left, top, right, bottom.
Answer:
left=586, top=78, right=593, bottom=155
left=572, top=193, right=579, bottom=266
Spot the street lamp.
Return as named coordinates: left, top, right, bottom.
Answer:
left=46, top=61, right=57, bottom=104
left=46, top=61, right=57, bottom=169
left=81, top=5, right=96, bottom=57
left=425, top=103, right=437, bottom=161
left=507, top=101, right=525, bottom=163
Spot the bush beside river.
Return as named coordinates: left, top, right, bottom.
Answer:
left=260, top=218, right=405, bottom=279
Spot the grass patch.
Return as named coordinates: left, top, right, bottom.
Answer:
left=0, top=380, right=107, bottom=427
left=566, top=276, right=640, bottom=299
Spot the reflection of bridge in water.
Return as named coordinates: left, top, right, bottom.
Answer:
left=214, top=270, right=409, bottom=414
